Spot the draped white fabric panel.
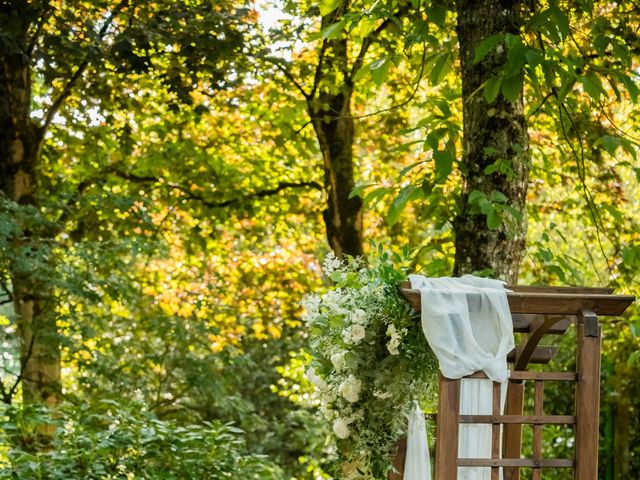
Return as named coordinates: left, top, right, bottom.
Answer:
left=404, top=275, right=515, bottom=480
left=403, top=402, right=431, bottom=480
left=458, top=379, right=507, bottom=480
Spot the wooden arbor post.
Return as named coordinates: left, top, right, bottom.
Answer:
left=398, top=284, right=635, bottom=480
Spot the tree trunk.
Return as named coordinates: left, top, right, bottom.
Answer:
left=309, top=89, right=364, bottom=258
left=0, top=19, right=60, bottom=406
left=308, top=6, right=364, bottom=259
left=613, top=368, right=631, bottom=479
left=453, top=0, right=530, bottom=283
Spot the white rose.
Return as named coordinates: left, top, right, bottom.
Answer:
left=387, top=337, right=400, bottom=355
left=351, top=308, right=367, bottom=325
left=321, top=405, right=336, bottom=420
left=349, top=324, right=366, bottom=344
left=333, top=417, right=350, bottom=439
left=339, top=375, right=362, bottom=403
left=306, top=367, right=328, bottom=391
left=386, top=324, right=397, bottom=337
left=342, top=328, right=352, bottom=343
left=373, top=389, right=392, bottom=400
left=331, top=352, right=347, bottom=371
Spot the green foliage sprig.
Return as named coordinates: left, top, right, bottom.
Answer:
left=304, top=252, right=437, bottom=479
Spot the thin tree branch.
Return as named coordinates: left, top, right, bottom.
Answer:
left=556, top=102, right=618, bottom=284
left=41, top=0, right=129, bottom=132
left=340, top=44, right=427, bottom=120
left=6, top=333, right=36, bottom=403
left=597, top=101, right=640, bottom=143
left=104, top=167, right=323, bottom=208
left=26, top=1, right=52, bottom=58
left=264, top=57, right=311, bottom=100
left=310, top=39, right=328, bottom=100
left=527, top=90, right=555, bottom=119
left=349, top=5, right=411, bottom=82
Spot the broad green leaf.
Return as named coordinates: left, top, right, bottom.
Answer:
left=427, top=4, right=447, bottom=27
left=399, top=161, right=427, bottom=177
left=486, top=208, right=501, bottom=230
left=502, top=205, right=523, bottom=223
left=352, top=64, right=370, bottom=82
left=363, top=186, right=390, bottom=205
left=473, top=34, right=503, bottom=64
left=550, top=7, right=570, bottom=40
left=501, top=74, right=523, bottom=102
left=556, top=77, right=577, bottom=102
left=321, top=19, right=345, bottom=40
left=429, top=53, right=451, bottom=85
left=598, top=135, right=621, bottom=156
left=524, top=49, right=544, bottom=68
left=433, top=149, right=454, bottom=181
left=621, top=75, right=639, bottom=103
left=581, top=72, right=606, bottom=100
left=483, top=76, right=502, bottom=103
left=490, top=191, right=508, bottom=203
left=387, top=186, right=423, bottom=226
left=371, top=57, right=391, bottom=85
left=319, top=0, right=341, bottom=16
left=349, top=183, right=372, bottom=199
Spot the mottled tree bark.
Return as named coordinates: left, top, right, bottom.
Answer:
left=453, top=0, right=530, bottom=283
left=0, top=8, right=60, bottom=406
left=309, top=86, right=364, bottom=258
left=308, top=7, right=364, bottom=258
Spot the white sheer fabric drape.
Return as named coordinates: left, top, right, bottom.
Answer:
left=403, top=275, right=514, bottom=480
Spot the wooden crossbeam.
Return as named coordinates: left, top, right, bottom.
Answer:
left=400, top=284, right=634, bottom=316
left=512, top=314, right=573, bottom=333
left=459, top=414, right=575, bottom=425
left=465, top=371, right=576, bottom=381
left=507, top=346, right=557, bottom=364
left=458, top=459, right=575, bottom=468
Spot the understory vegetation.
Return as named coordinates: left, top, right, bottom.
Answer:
left=0, top=0, right=638, bottom=478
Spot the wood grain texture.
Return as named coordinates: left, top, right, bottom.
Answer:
left=491, top=382, right=501, bottom=480
left=503, top=380, right=525, bottom=480
left=388, top=437, right=407, bottom=480
left=512, top=314, right=573, bottom=334
left=532, top=381, right=544, bottom=480
left=507, top=346, right=558, bottom=365
left=400, top=285, right=635, bottom=316
left=575, top=311, right=601, bottom=480
left=465, top=371, right=576, bottom=381
left=459, top=414, right=575, bottom=424
left=435, top=375, right=460, bottom=480
left=458, top=458, right=574, bottom=468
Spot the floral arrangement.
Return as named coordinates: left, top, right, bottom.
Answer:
left=303, top=252, right=438, bottom=478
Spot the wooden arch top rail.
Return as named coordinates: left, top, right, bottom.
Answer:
left=399, top=283, right=635, bottom=316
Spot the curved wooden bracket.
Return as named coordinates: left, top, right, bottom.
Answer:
left=513, top=315, right=571, bottom=371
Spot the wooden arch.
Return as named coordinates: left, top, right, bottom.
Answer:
left=393, top=284, right=635, bottom=480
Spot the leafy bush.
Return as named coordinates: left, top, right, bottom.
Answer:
left=0, top=401, right=283, bottom=479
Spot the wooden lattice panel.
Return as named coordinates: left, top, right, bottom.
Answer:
left=395, top=284, right=635, bottom=480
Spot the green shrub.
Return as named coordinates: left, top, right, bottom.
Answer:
left=0, top=401, right=283, bottom=479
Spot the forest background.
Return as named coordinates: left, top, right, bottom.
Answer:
left=0, top=0, right=638, bottom=479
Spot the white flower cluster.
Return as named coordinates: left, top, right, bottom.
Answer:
left=386, top=324, right=407, bottom=356
left=342, top=324, right=366, bottom=344
left=304, top=254, right=437, bottom=478
left=322, top=251, right=343, bottom=274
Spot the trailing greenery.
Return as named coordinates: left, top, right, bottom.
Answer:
left=304, top=251, right=438, bottom=478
